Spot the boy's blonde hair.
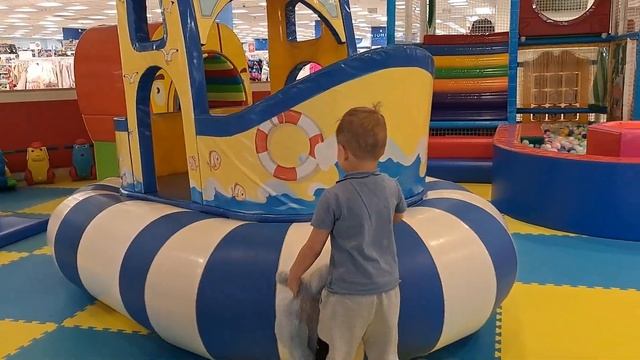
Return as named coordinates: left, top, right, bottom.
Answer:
left=336, top=103, right=387, bottom=161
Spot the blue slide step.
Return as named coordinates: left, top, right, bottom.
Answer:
left=430, top=121, right=508, bottom=130
left=427, top=159, right=492, bottom=183
left=0, top=214, right=49, bottom=248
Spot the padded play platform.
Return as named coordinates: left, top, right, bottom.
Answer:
left=0, top=215, right=49, bottom=248
left=4, top=184, right=640, bottom=359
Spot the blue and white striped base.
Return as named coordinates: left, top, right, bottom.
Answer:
left=48, top=178, right=516, bottom=360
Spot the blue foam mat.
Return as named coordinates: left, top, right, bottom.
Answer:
left=426, top=159, right=492, bottom=183
left=0, top=214, right=49, bottom=248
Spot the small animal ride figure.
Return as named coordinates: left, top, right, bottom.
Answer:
left=69, top=139, right=96, bottom=181
left=25, top=142, right=55, bottom=185
left=0, top=150, right=17, bottom=191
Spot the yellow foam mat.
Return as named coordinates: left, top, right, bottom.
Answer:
left=0, top=320, right=57, bottom=358
left=32, top=177, right=93, bottom=189
left=504, top=216, right=573, bottom=236
left=32, top=246, right=52, bottom=256
left=500, top=283, right=640, bottom=359
left=20, top=197, right=69, bottom=215
left=0, top=251, right=29, bottom=266
left=460, top=183, right=492, bottom=201
left=62, top=301, right=149, bottom=334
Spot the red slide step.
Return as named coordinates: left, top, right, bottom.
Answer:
left=429, top=136, right=494, bottom=159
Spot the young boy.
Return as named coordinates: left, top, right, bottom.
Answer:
left=287, top=105, right=407, bottom=360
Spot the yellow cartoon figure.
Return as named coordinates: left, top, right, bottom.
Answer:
left=207, top=150, right=222, bottom=171
left=188, top=155, right=199, bottom=171
left=150, top=71, right=175, bottom=114
left=231, top=183, right=246, bottom=201
left=25, top=142, right=55, bottom=185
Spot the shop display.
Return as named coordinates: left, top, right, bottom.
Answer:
left=247, top=51, right=270, bottom=81
left=0, top=42, right=75, bottom=91
left=248, top=59, right=264, bottom=81
left=8, top=58, right=75, bottom=90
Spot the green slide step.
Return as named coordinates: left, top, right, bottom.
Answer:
left=436, top=66, right=508, bottom=79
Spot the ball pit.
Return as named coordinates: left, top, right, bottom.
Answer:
left=520, top=123, right=588, bottom=155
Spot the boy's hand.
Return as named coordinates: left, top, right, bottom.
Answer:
left=287, top=275, right=301, bottom=297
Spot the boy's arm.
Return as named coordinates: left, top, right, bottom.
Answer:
left=394, top=181, right=407, bottom=224
left=287, top=228, right=330, bottom=296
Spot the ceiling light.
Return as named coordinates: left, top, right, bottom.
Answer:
left=15, top=8, right=38, bottom=12
left=88, top=16, right=107, bottom=19
left=232, top=9, right=248, bottom=13
left=37, top=2, right=63, bottom=7
left=66, top=5, right=89, bottom=10
left=9, top=14, right=30, bottom=18
left=55, top=12, right=76, bottom=16
left=475, top=7, right=495, bottom=15
left=39, top=21, right=55, bottom=25
left=103, top=10, right=117, bottom=14
left=78, top=20, right=95, bottom=24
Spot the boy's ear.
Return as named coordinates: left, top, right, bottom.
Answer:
left=337, top=143, right=348, bottom=160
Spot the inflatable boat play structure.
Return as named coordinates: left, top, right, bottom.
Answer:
left=48, top=0, right=517, bottom=359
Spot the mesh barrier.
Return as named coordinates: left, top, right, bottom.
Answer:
left=532, top=0, right=596, bottom=22
left=424, top=0, right=510, bottom=36
left=613, top=0, right=640, bottom=34
left=395, top=0, right=423, bottom=43
left=430, top=128, right=498, bottom=136
left=623, top=39, right=637, bottom=119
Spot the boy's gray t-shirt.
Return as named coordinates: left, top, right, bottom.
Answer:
left=311, top=171, right=407, bottom=295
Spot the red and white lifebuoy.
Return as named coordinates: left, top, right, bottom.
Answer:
left=255, top=110, right=324, bottom=181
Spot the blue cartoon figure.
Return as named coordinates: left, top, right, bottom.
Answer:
left=0, top=150, right=17, bottom=191
left=69, top=139, right=96, bottom=181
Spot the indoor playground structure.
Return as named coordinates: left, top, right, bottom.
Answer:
left=47, top=0, right=516, bottom=359
left=487, top=0, right=640, bottom=242
left=0, top=0, right=637, bottom=358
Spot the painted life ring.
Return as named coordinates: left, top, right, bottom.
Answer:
left=255, top=110, right=323, bottom=181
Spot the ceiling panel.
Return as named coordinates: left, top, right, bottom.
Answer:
left=0, top=0, right=505, bottom=42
